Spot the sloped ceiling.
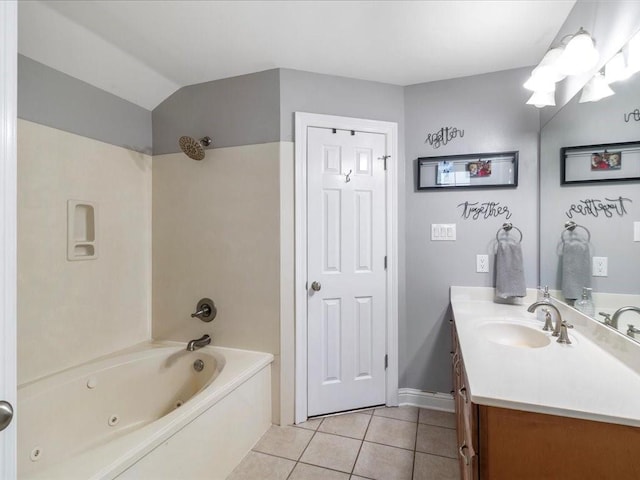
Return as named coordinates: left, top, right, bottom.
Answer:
left=18, top=0, right=575, bottom=110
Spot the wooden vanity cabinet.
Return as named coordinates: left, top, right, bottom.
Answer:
left=451, top=319, right=640, bottom=480
left=452, top=321, right=478, bottom=480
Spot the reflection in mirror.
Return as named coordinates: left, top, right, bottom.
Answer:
left=540, top=31, right=640, bottom=342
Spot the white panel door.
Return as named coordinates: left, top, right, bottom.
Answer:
left=307, top=126, right=387, bottom=416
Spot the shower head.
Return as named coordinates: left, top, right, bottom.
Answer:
left=179, top=136, right=212, bottom=161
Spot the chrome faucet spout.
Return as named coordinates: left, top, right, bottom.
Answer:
left=527, top=302, right=563, bottom=336
left=611, top=306, right=640, bottom=330
left=186, top=334, right=211, bottom=352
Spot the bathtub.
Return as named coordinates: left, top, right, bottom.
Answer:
left=18, top=341, right=273, bottom=480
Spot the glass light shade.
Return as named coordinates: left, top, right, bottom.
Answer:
left=558, top=31, right=599, bottom=75
left=524, top=47, right=565, bottom=92
left=526, top=90, right=555, bottom=108
left=523, top=73, right=556, bottom=92
left=579, top=73, right=615, bottom=103
left=605, top=51, right=631, bottom=83
left=627, top=29, right=640, bottom=74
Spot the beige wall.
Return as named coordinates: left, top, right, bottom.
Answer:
left=17, top=120, right=152, bottom=384
left=152, top=142, right=283, bottom=422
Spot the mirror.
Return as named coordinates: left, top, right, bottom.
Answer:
left=540, top=33, right=640, bottom=340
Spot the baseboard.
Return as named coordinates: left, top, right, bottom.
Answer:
left=398, top=388, right=454, bottom=412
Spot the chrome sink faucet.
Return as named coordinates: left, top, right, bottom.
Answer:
left=611, top=306, right=640, bottom=331
left=527, top=302, right=563, bottom=337
left=186, top=334, right=211, bottom=352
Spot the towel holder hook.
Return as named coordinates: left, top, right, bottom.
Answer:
left=496, top=222, right=523, bottom=243
left=562, top=221, right=591, bottom=242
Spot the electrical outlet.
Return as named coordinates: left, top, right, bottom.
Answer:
left=593, top=256, right=608, bottom=277
left=476, top=254, right=489, bottom=273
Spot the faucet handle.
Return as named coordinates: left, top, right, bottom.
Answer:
left=627, top=324, right=640, bottom=338
left=542, top=310, right=554, bottom=332
left=191, top=298, right=216, bottom=322
left=557, top=321, right=574, bottom=344
left=598, top=312, right=612, bottom=325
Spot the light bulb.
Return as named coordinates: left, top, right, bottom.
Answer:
left=558, top=29, right=599, bottom=76
left=605, top=52, right=631, bottom=83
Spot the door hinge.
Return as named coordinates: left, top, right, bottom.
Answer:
left=384, top=256, right=387, bottom=270
left=384, top=354, right=388, bottom=369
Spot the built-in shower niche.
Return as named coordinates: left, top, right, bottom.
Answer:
left=67, top=200, right=97, bottom=260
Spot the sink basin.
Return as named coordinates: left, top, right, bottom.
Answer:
left=478, top=322, right=551, bottom=348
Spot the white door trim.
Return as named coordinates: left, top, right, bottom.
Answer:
left=294, top=112, right=398, bottom=424
left=0, top=0, right=18, bottom=476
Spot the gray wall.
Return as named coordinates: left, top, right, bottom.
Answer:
left=403, top=68, right=540, bottom=393
left=279, top=69, right=405, bottom=143
left=152, top=69, right=280, bottom=154
left=18, top=55, right=152, bottom=154
left=540, top=74, right=640, bottom=295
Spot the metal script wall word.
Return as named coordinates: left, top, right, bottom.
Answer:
left=425, top=126, right=464, bottom=149
left=624, top=108, right=640, bottom=123
left=458, top=201, right=512, bottom=220
left=565, top=196, right=632, bottom=218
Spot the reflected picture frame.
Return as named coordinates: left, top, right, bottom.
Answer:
left=561, top=140, right=640, bottom=184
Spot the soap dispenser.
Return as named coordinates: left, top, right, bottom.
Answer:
left=575, top=287, right=595, bottom=318
left=537, top=286, right=552, bottom=322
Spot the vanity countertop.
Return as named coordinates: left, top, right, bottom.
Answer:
left=451, top=286, right=640, bottom=427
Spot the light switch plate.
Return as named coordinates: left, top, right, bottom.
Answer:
left=431, top=223, right=456, bottom=241
left=593, top=256, right=608, bottom=277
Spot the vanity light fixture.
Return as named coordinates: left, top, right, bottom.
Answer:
left=579, top=71, right=615, bottom=103
left=524, top=27, right=599, bottom=108
left=526, top=90, right=556, bottom=108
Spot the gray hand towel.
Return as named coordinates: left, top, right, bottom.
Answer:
left=495, top=236, right=526, bottom=298
left=561, top=237, right=591, bottom=300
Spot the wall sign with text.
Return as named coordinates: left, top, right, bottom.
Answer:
left=457, top=201, right=513, bottom=220
left=565, top=196, right=632, bottom=219
left=424, top=126, right=464, bottom=149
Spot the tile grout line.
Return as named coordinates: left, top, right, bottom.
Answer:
left=285, top=418, right=323, bottom=480
left=412, top=411, right=422, bottom=480
left=349, top=411, right=374, bottom=477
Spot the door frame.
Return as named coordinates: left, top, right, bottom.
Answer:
left=294, top=112, right=398, bottom=423
left=0, top=0, right=18, bottom=476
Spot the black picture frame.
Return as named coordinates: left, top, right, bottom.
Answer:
left=416, top=151, right=518, bottom=190
left=561, top=140, right=640, bottom=185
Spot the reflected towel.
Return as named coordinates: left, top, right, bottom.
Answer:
left=495, top=237, right=526, bottom=298
left=561, top=237, right=591, bottom=300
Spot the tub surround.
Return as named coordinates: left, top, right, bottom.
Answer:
left=19, top=341, right=273, bottom=480
left=17, top=119, right=152, bottom=384
left=451, top=286, right=640, bottom=427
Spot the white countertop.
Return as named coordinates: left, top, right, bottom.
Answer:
left=451, top=286, right=640, bottom=427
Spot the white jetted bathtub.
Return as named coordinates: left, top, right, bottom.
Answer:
left=18, top=341, right=273, bottom=480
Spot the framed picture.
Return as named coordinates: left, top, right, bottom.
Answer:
left=417, top=151, right=518, bottom=190
left=561, top=141, right=640, bottom=184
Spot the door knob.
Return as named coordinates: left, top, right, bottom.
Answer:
left=0, top=401, right=13, bottom=432
left=311, top=281, right=322, bottom=292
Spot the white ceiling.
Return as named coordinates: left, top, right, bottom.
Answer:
left=17, top=0, right=576, bottom=111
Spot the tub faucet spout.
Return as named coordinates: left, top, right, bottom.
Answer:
left=186, top=334, right=211, bottom=352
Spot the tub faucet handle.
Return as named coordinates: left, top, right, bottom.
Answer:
left=191, top=298, right=216, bottom=322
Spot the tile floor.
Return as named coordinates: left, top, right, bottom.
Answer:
left=227, top=406, right=460, bottom=480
